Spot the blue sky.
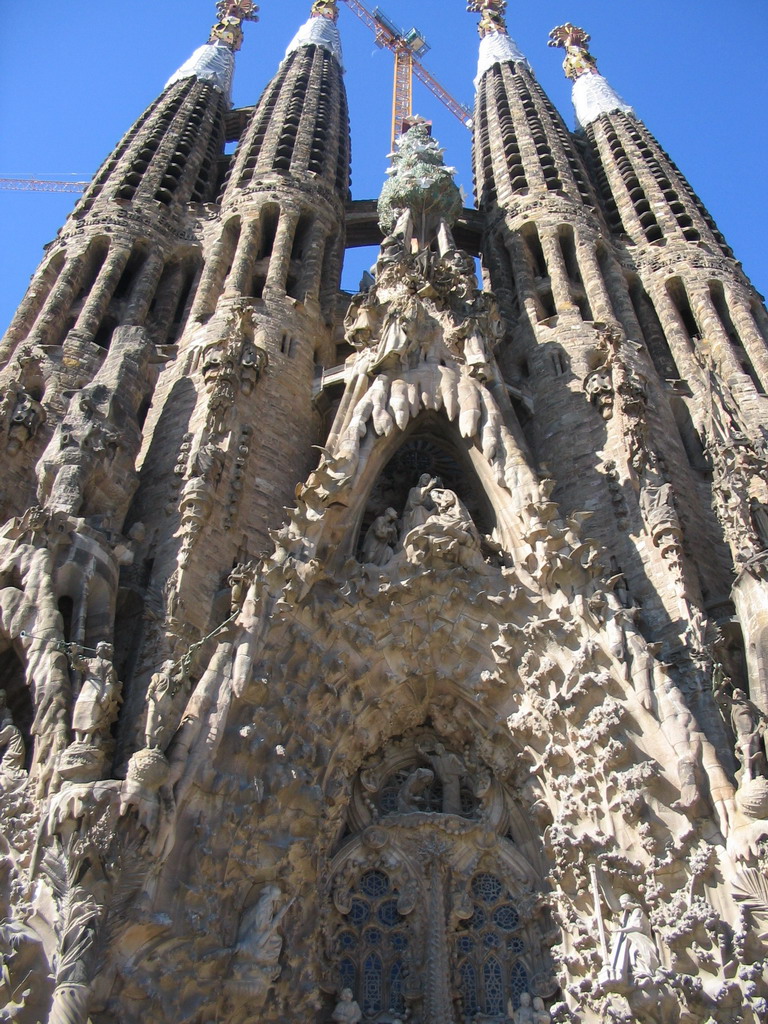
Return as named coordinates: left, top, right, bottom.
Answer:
left=1, top=0, right=767, bottom=328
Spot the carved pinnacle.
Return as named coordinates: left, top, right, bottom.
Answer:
left=548, top=23, right=599, bottom=80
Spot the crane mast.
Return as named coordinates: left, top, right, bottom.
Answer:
left=2, top=2, right=473, bottom=192
left=341, top=0, right=472, bottom=147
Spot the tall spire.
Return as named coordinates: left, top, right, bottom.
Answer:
left=467, top=0, right=527, bottom=86
left=548, top=23, right=633, bottom=129
left=166, top=1, right=259, bottom=97
left=283, top=0, right=344, bottom=66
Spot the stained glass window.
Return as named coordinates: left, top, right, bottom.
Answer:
left=455, top=872, right=529, bottom=1018
left=334, top=867, right=407, bottom=1019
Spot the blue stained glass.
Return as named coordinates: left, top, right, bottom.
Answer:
left=377, top=898, right=401, bottom=926
left=390, top=959, right=406, bottom=1013
left=339, top=956, right=356, bottom=993
left=509, top=961, right=529, bottom=1008
left=348, top=898, right=370, bottom=926
left=457, top=934, right=475, bottom=954
left=364, top=927, right=382, bottom=946
left=360, top=870, right=390, bottom=898
left=467, top=906, right=486, bottom=929
left=483, top=956, right=504, bottom=1015
left=507, top=937, right=524, bottom=955
left=391, top=931, right=408, bottom=951
left=493, top=904, right=519, bottom=931
left=471, top=873, right=503, bottom=904
left=460, top=961, right=478, bottom=1016
left=338, top=931, right=356, bottom=950
left=362, top=952, right=383, bottom=1016
left=483, top=932, right=501, bottom=949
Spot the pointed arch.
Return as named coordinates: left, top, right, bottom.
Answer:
left=319, top=408, right=534, bottom=569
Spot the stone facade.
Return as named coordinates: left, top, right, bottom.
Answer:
left=0, top=3, right=767, bottom=1023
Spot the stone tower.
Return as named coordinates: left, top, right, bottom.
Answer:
left=0, top=2, right=767, bottom=1023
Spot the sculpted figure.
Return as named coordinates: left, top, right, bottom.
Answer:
left=70, top=642, right=121, bottom=747
left=511, top=991, right=534, bottom=1023
left=604, top=894, right=659, bottom=986
left=415, top=740, right=465, bottom=814
left=749, top=494, right=768, bottom=549
left=403, top=488, right=486, bottom=571
left=727, top=688, right=767, bottom=783
left=656, top=674, right=702, bottom=812
left=331, top=987, right=362, bottom=1024
left=532, top=996, right=551, bottom=1023
left=0, top=691, right=25, bottom=774
left=145, top=660, right=178, bottom=750
left=228, top=884, right=293, bottom=1000
left=396, top=766, right=435, bottom=813
left=7, top=388, right=46, bottom=454
left=401, top=474, right=440, bottom=533
left=361, top=508, right=399, bottom=566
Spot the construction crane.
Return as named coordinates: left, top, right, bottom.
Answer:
left=0, top=177, right=87, bottom=193
left=341, top=0, right=473, bottom=147
left=2, top=2, right=475, bottom=191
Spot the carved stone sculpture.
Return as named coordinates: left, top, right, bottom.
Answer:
left=403, top=488, right=486, bottom=572
left=726, top=688, right=767, bottom=784
left=361, top=508, right=398, bottom=566
left=401, top=474, right=440, bottom=533
left=70, top=642, right=121, bottom=747
left=0, top=690, right=25, bottom=775
left=227, top=884, right=293, bottom=1002
left=602, top=894, right=660, bottom=988
left=7, top=388, right=46, bottom=454
left=512, top=991, right=535, bottom=1023
left=331, top=987, right=362, bottom=1023
left=145, top=659, right=179, bottom=750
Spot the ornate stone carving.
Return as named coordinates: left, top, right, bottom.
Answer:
left=548, top=24, right=599, bottom=81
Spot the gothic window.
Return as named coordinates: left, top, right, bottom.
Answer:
left=455, top=873, right=529, bottom=1017
left=334, top=868, right=409, bottom=1019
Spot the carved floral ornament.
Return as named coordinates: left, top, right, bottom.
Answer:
left=467, top=0, right=509, bottom=37
left=210, top=0, right=259, bottom=51
left=548, top=23, right=600, bottom=81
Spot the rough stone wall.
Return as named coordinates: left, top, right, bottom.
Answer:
left=0, top=12, right=767, bottom=1024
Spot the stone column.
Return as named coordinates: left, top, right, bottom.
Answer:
left=227, top=216, right=262, bottom=297
left=265, top=209, right=300, bottom=295
left=540, top=229, right=574, bottom=315
left=74, top=248, right=132, bottom=343
left=27, top=254, right=88, bottom=347
left=124, top=252, right=166, bottom=325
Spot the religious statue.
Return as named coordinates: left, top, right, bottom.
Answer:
left=7, top=388, right=46, bottom=454
left=401, top=473, right=440, bottom=533
left=415, top=739, right=466, bottom=814
left=510, top=991, right=534, bottom=1024
left=749, top=494, right=768, bottom=549
left=331, top=987, right=362, bottom=1023
left=602, top=894, right=660, bottom=987
left=70, top=642, right=121, bottom=747
left=723, top=688, right=767, bottom=784
left=403, top=487, right=485, bottom=571
left=0, top=691, right=25, bottom=774
left=532, top=996, right=551, bottom=1023
left=228, top=561, right=255, bottom=613
left=227, top=884, right=294, bottom=1001
left=584, top=365, right=614, bottom=418
left=361, top=508, right=399, bottom=566
left=145, top=660, right=179, bottom=750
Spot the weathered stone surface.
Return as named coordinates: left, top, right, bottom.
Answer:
left=0, top=6, right=766, bottom=1024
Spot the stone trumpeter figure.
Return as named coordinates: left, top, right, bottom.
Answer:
left=70, top=642, right=121, bottom=747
